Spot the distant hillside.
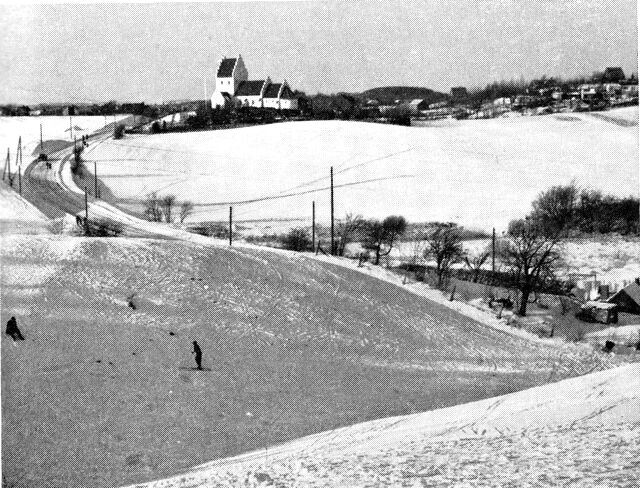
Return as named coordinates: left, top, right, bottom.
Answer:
left=359, top=86, right=448, bottom=104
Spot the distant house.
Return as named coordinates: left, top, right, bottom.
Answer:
left=492, top=97, right=511, bottom=107
left=451, top=86, right=468, bottom=101
left=29, top=109, right=42, bottom=116
left=579, top=84, right=599, bottom=101
left=407, top=99, right=428, bottom=114
left=428, top=100, right=448, bottom=109
left=607, top=279, right=640, bottom=315
left=210, top=55, right=299, bottom=111
left=602, top=67, right=626, bottom=83
left=602, top=83, right=622, bottom=95
left=158, top=111, right=197, bottom=127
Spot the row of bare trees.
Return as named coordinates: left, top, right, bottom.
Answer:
left=143, top=192, right=194, bottom=224
left=421, top=220, right=561, bottom=316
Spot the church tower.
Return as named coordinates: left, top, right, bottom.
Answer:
left=211, top=55, right=248, bottom=108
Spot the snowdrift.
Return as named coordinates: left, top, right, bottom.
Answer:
left=0, top=179, right=49, bottom=234
left=124, top=363, right=640, bottom=488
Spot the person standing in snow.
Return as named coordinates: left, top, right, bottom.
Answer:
left=192, top=341, right=203, bottom=370
left=6, top=316, right=24, bottom=341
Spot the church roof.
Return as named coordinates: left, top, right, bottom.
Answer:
left=236, top=80, right=266, bottom=96
left=264, top=83, right=282, bottom=99
left=217, top=58, right=237, bottom=78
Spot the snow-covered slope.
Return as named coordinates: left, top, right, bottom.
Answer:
left=0, top=179, right=49, bottom=234
left=85, top=107, right=638, bottom=230
left=124, top=363, right=640, bottom=488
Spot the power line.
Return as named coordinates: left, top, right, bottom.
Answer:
left=186, top=174, right=415, bottom=209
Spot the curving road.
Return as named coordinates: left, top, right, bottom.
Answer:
left=21, top=135, right=201, bottom=240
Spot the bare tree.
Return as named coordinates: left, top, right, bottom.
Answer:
left=531, top=182, right=579, bottom=236
left=161, top=194, right=177, bottom=223
left=464, top=247, right=490, bottom=283
left=363, top=215, right=408, bottom=265
left=143, top=192, right=163, bottom=222
left=424, top=224, right=464, bottom=288
left=179, top=201, right=194, bottom=223
left=335, top=213, right=365, bottom=257
left=499, top=218, right=562, bottom=316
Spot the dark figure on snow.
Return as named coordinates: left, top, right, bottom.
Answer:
left=192, top=341, right=203, bottom=370
left=6, top=316, right=24, bottom=341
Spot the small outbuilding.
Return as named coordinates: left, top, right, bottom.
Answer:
left=607, top=279, right=640, bottom=315
left=578, top=301, right=619, bottom=325
left=407, top=99, right=428, bottom=113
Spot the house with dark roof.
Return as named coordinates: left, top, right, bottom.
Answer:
left=263, top=81, right=298, bottom=110
left=210, top=55, right=299, bottom=111
left=607, top=279, right=640, bottom=315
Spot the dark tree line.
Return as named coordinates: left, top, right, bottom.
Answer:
left=530, top=183, right=639, bottom=236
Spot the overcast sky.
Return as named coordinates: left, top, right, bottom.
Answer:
left=1, top=0, right=637, bottom=104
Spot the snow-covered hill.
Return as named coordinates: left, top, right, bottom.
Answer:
left=84, top=107, right=638, bottom=230
left=123, top=363, right=640, bottom=488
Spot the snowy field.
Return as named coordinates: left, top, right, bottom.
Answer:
left=2, top=182, right=626, bottom=488
left=83, top=106, right=638, bottom=230
left=0, top=115, right=128, bottom=160
left=126, top=363, right=640, bottom=488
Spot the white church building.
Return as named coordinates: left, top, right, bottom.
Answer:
left=210, top=55, right=299, bottom=111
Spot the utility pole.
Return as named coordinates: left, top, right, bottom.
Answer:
left=492, top=227, right=496, bottom=273
left=85, top=187, right=89, bottom=221
left=204, top=76, right=208, bottom=103
left=229, top=206, right=233, bottom=246
left=312, top=200, right=316, bottom=252
left=3, top=148, right=9, bottom=182
left=6, top=147, right=11, bottom=185
left=18, top=137, right=22, bottom=195
left=70, top=116, right=73, bottom=140
left=330, top=166, right=334, bottom=255
left=94, top=161, right=98, bottom=198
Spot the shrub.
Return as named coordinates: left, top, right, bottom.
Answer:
left=47, top=218, right=66, bottom=235
left=71, top=145, right=85, bottom=175
left=82, top=219, right=124, bottom=237
left=143, top=192, right=163, bottom=222
left=281, top=227, right=312, bottom=252
left=179, top=201, right=194, bottom=223
left=113, top=124, right=125, bottom=139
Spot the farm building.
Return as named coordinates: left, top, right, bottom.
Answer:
left=579, top=301, right=619, bottom=325
left=210, top=55, right=298, bottom=111
left=407, top=99, right=428, bottom=113
left=607, top=280, right=640, bottom=315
